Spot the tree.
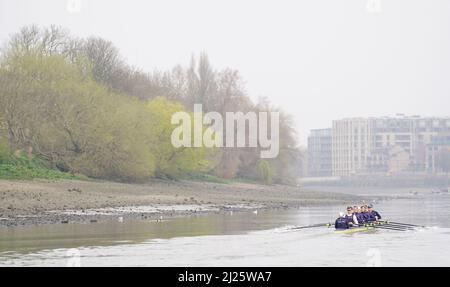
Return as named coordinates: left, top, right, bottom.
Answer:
left=270, top=111, right=300, bottom=184
left=258, top=160, right=273, bottom=185
left=82, top=37, right=126, bottom=89
left=146, top=97, right=212, bottom=179
left=5, top=25, right=72, bottom=58
left=0, top=115, right=9, bottom=163
left=0, top=52, right=155, bottom=181
left=211, top=69, right=251, bottom=178
left=1, top=25, right=302, bottom=184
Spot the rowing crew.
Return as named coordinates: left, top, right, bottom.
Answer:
left=335, top=204, right=382, bottom=230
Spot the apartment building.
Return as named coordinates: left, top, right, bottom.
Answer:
left=330, top=116, right=450, bottom=176
left=307, top=128, right=332, bottom=177
left=332, top=118, right=372, bottom=176
left=426, top=133, right=450, bottom=173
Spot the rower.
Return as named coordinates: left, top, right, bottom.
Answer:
left=344, top=206, right=358, bottom=227
left=362, top=205, right=375, bottom=222
left=364, top=205, right=377, bottom=222
left=368, top=204, right=381, bottom=220
left=354, top=206, right=366, bottom=224
left=334, top=212, right=349, bottom=229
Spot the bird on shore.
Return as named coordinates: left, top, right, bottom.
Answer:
left=118, top=216, right=124, bottom=223
left=253, top=210, right=258, bottom=215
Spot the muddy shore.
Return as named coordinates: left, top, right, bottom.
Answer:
left=0, top=179, right=378, bottom=227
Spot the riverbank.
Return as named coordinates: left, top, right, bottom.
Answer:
left=0, top=179, right=379, bottom=227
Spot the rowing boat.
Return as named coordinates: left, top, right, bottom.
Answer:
left=334, top=220, right=422, bottom=234
left=334, top=226, right=376, bottom=234
left=291, top=220, right=422, bottom=233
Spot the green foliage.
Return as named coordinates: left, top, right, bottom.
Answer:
left=0, top=25, right=302, bottom=184
left=0, top=124, right=9, bottom=163
left=0, top=52, right=156, bottom=182
left=187, top=172, right=231, bottom=184
left=0, top=153, right=81, bottom=180
left=146, top=97, right=212, bottom=179
left=0, top=49, right=215, bottom=182
left=257, top=160, right=273, bottom=185
left=228, top=177, right=261, bottom=185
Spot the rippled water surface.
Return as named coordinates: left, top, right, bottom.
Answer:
left=1, top=189, right=449, bottom=266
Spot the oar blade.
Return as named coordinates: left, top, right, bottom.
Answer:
left=291, top=223, right=332, bottom=230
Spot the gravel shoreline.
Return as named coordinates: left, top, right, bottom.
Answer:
left=0, top=179, right=373, bottom=227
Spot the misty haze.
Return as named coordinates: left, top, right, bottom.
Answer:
left=0, top=0, right=449, bottom=270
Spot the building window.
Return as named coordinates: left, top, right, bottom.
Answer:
left=396, top=135, right=410, bottom=141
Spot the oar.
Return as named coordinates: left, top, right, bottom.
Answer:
left=373, top=225, right=411, bottom=231
left=382, top=223, right=422, bottom=229
left=291, top=223, right=332, bottom=230
left=367, top=222, right=411, bottom=231
left=382, top=225, right=415, bottom=231
left=380, top=221, right=424, bottom=228
left=383, top=223, right=418, bottom=229
left=359, top=222, right=413, bottom=231
left=372, top=221, right=415, bottom=230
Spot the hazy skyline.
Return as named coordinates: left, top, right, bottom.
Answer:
left=1, top=0, right=449, bottom=145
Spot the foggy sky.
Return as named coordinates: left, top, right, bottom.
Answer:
left=1, top=0, right=449, bottom=146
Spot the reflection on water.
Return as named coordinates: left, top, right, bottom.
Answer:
left=1, top=192, right=450, bottom=266
left=0, top=210, right=305, bottom=254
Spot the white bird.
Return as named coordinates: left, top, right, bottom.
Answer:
left=118, top=216, right=124, bottom=223
left=253, top=210, right=258, bottom=215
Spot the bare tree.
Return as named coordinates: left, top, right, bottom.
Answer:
left=6, top=25, right=70, bottom=57
left=82, top=37, right=125, bottom=88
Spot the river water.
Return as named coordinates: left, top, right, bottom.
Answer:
left=1, top=188, right=450, bottom=266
